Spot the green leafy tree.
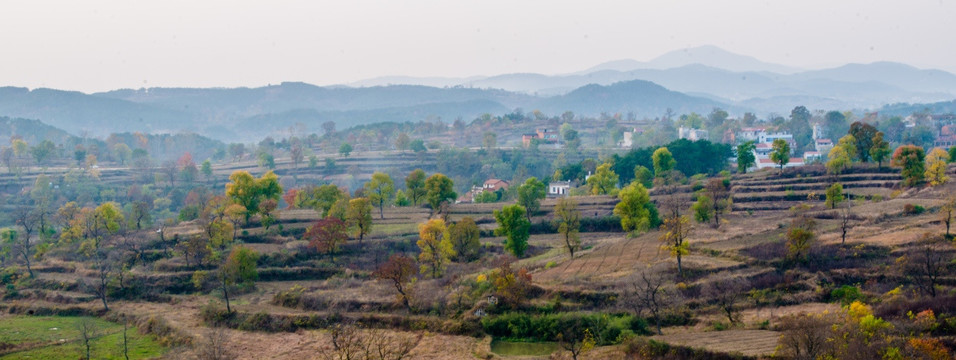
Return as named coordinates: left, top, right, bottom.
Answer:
left=410, top=139, right=427, bottom=153
left=770, top=139, right=790, bottom=172
left=827, top=146, right=852, bottom=175
left=394, top=189, right=410, bottom=206
left=692, top=193, right=713, bottom=224
left=338, top=143, right=353, bottom=157
left=424, top=173, right=456, bottom=214
left=474, top=191, right=498, bottom=203
left=494, top=204, right=530, bottom=258
left=652, top=147, right=676, bottom=176
left=613, top=181, right=652, bottom=236
left=892, top=145, right=926, bottom=187
left=346, top=197, right=373, bottom=241
left=787, top=106, right=813, bottom=150
left=870, top=132, right=891, bottom=169
left=517, top=177, right=546, bottom=221
left=297, top=184, right=347, bottom=217
left=417, top=219, right=453, bottom=277
left=219, top=245, right=259, bottom=313
left=448, top=217, right=481, bottom=262
left=586, top=163, right=619, bottom=195
left=849, top=122, right=878, bottom=162
left=825, top=110, right=849, bottom=140
left=786, top=210, right=815, bottom=262
left=634, top=165, right=653, bottom=188
left=112, top=143, right=132, bottom=165
left=405, top=169, right=427, bottom=205
left=225, top=171, right=283, bottom=222
left=736, top=141, right=756, bottom=173
left=29, top=140, right=56, bottom=166
left=201, top=160, right=213, bottom=183
left=825, top=183, right=844, bottom=209
left=555, top=197, right=581, bottom=258
left=364, top=172, right=395, bottom=219
left=257, top=151, right=275, bottom=169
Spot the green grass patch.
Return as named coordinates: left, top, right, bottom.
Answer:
left=0, top=316, right=166, bottom=359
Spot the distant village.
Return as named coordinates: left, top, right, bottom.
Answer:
left=449, top=112, right=956, bottom=203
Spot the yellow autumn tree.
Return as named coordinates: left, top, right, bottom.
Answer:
left=417, top=219, right=453, bottom=278
left=925, top=147, right=950, bottom=186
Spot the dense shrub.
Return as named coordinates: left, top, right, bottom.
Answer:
left=904, top=204, right=926, bottom=215
left=199, top=305, right=478, bottom=335
left=480, top=312, right=648, bottom=344
left=527, top=216, right=624, bottom=234
left=829, top=285, right=864, bottom=306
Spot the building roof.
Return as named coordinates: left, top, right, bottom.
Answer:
left=483, top=179, right=509, bottom=188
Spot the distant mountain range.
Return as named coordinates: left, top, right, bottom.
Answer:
left=0, top=45, right=954, bottom=143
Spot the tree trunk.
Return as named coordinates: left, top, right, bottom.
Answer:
left=22, top=251, right=33, bottom=278
left=222, top=276, right=231, bottom=313
left=677, top=254, right=683, bottom=277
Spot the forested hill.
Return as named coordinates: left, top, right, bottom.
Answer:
left=538, top=80, right=725, bottom=116
left=0, top=81, right=728, bottom=142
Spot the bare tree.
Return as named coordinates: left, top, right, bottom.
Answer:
left=320, top=321, right=422, bottom=360
left=88, top=249, right=114, bottom=311
left=840, top=200, right=852, bottom=245
left=197, top=327, right=233, bottom=360
left=324, top=323, right=364, bottom=360
left=121, top=321, right=131, bottom=360
left=776, top=313, right=835, bottom=360
left=8, top=207, right=38, bottom=277
left=942, top=195, right=955, bottom=238
left=77, top=318, right=98, bottom=360
left=623, top=267, right=673, bottom=335
left=556, top=318, right=596, bottom=360
left=704, top=177, right=731, bottom=228
left=901, top=233, right=948, bottom=297
left=705, top=277, right=749, bottom=324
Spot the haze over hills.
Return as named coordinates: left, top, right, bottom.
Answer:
left=348, top=45, right=956, bottom=111
left=0, top=45, right=954, bottom=143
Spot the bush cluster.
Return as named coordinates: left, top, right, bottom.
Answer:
left=480, top=312, right=648, bottom=345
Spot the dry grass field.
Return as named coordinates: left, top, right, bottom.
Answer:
left=4, top=161, right=956, bottom=359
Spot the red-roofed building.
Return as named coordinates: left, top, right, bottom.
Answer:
left=483, top=179, right=510, bottom=192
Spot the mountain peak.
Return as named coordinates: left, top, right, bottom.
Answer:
left=649, top=45, right=802, bottom=74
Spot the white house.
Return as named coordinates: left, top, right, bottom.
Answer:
left=759, top=131, right=793, bottom=145
left=678, top=126, right=709, bottom=141
left=548, top=181, right=571, bottom=197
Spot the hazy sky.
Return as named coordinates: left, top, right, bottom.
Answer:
left=2, top=0, right=954, bottom=92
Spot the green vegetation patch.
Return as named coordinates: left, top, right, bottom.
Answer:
left=0, top=316, right=166, bottom=359
left=481, top=312, right=648, bottom=345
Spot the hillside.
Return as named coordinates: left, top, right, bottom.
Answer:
left=538, top=80, right=727, bottom=116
